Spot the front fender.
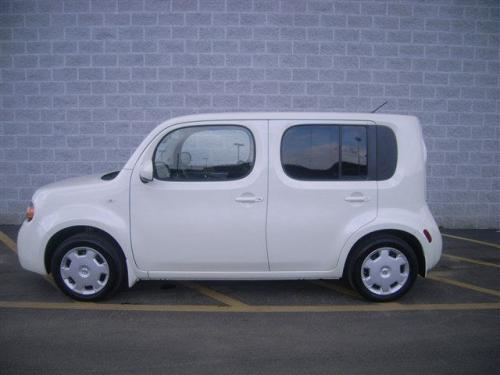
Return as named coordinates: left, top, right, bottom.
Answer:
left=36, top=206, right=145, bottom=287
left=39, top=205, right=129, bottom=256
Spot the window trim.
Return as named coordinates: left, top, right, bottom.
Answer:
left=152, top=124, right=256, bottom=182
left=280, top=124, right=375, bottom=182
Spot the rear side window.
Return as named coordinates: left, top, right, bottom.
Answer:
left=280, top=125, right=340, bottom=180
left=376, top=125, right=397, bottom=180
left=281, top=125, right=368, bottom=180
left=153, top=125, right=255, bottom=181
left=341, top=126, right=368, bottom=178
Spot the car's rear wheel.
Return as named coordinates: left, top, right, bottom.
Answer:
left=348, top=234, right=418, bottom=302
left=51, top=233, right=125, bottom=301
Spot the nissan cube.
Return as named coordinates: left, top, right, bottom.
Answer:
left=17, top=112, right=442, bottom=302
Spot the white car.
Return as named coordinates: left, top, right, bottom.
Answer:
left=17, top=112, right=442, bottom=302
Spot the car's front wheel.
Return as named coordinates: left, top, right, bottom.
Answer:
left=51, top=233, right=125, bottom=301
left=348, top=235, right=418, bottom=302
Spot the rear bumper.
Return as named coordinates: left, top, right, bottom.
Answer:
left=422, top=213, right=442, bottom=275
left=17, top=220, right=46, bottom=275
left=424, top=229, right=442, bottom=274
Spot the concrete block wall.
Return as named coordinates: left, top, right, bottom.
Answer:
left=0, top=0, right=499, bottom=227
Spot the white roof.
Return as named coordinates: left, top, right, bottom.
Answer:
left=164, top=111, right=417, bottom=124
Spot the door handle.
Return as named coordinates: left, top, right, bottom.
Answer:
left=344, top=195, right=369, bottom=203
left=235, top=196, right=264, bottom=203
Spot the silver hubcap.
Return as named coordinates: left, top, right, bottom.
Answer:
left=361, top=247, right=409, bottom=296
left=60, top=247, right=110, bottom=296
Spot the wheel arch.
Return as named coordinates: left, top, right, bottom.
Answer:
left=343, top=229, right=426, bottom=278
left=44, top=225, right=128, bottom=279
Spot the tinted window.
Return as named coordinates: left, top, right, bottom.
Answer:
left=341, top=126, right=367, bottom=178
left=154, top=125, right=255, bottom=181
left=281, top=125, right=340, bottom=180
left=376, top=125, right=397, bottom=180
left=281, top=125, right=368, bottom=180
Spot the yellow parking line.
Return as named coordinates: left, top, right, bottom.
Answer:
left=309, top=280, right=361, bottom=299
left=429, top=275, right=500, bottom=298
left=0, top=231, right=58, bottom=290
left=179, top=281, right=248, bottom=307
left=443, top=254, right=500, bottom=269
left=0, top=300, right=498, bottom=313
left=442, top=233, right=500, bottom=249
left=0, top=231, right=17, bottom=253
left=4, top=229, right=498, bottom=304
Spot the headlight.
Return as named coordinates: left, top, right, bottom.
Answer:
left=26, top=201, right=34, bottom=222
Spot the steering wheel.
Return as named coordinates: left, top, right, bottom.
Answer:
left=154, top=161, right=171, bottom=179
left=178, top=152, right=192, bottom=179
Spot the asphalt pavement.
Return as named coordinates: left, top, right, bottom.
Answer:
left=0, top=225, right=499, bottom=374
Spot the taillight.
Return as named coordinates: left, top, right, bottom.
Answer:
left=26, top=202, right=34, bottom=222
left=423, top=229, right=432, bottom=243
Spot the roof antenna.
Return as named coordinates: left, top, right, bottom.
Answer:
left=371, top=101, right=388, bottom=113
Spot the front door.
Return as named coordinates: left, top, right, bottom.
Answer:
left=267, top=120, right=378, bottom=272
left=130, top=120, right=269, bottom=272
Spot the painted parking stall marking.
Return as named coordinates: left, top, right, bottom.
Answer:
left=442, top=233, right=500, bottom=249
left=0, top=231, right=16, bottom=253
left=1, top=229, right=499, bottom=313
left=308, top=280, right=361, bottom=299
left=0, top=230, right=59, bottom=289
left=442, top=254, right=500, bottom=269
left=180, top=281, right=249, bottom=307
left=428, top=275, right=500, bottom=298
left=0, top=300, right=498, bottom=314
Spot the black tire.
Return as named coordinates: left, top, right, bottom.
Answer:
left=347, top=234, right=418, bottom=302
left=50, top=233, right=126, bottom=301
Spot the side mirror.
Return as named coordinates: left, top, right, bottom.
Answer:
left=139, top=160, right=153, bottom=183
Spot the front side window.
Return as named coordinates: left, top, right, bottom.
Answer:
left=281, top=125, right=368, bottom=180
left=154, top=125, right=255, bottom=181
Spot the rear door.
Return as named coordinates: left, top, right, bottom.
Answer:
left=267, top=120, right=378, bottom=271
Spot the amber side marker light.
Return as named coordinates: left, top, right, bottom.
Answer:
left=26, top=202, right=34, bottom=222
left=423, top=229, right=432, bottom=243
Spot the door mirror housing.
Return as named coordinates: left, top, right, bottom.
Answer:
left=139, top=160, right=154, bottom=183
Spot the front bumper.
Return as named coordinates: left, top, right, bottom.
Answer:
left=17, top=220, right=47, bottom=275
